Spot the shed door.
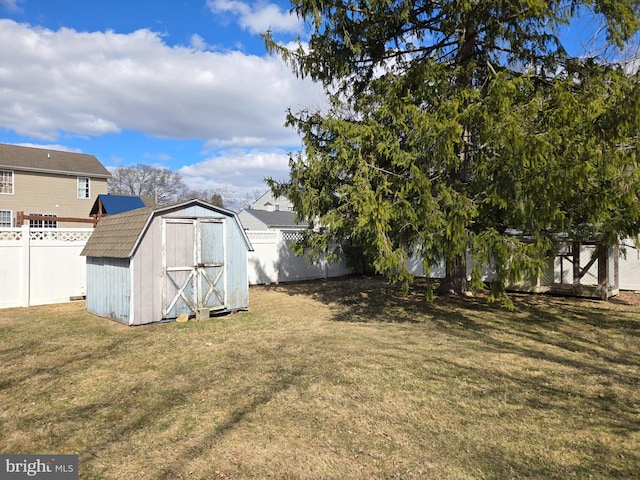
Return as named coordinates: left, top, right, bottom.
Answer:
left=162, top=218, right=225, bottom=319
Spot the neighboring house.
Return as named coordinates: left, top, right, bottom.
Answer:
left=237, top=209, right=308, bottom=231
left=0, top=143, right=110, bottom=228
left=239, top=190, right=305, bottom=231
left=250, top=190, right=294, bottom=212
left=239, top=192, right=350, bottom=284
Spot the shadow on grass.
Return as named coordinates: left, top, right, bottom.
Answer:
left=268, top=274, right=499, bottom=326
left=271, top=274, right=639, bottom=346
left=3, top=282, right=639, bottom=479
left=267, top=275, right=640, bottom=375
left=155, top=364, right=307, bottom=480
left=269, top=275, right=640, bottom=363
left=49, top=337, right=313, bottom=479
left=267, top=275, right=640, bottom=442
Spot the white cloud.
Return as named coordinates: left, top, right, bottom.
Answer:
left=207, top=0, right=302, bottom=35
left=204, top=136, right=283, bottom=148
left=189, top=33, right=209, bottom=51
left=15, top=142, right=83, bottom=153
left=179, top=148, right=291, bottom=194
left=0, top=19, right=324, bottom=146
left=209, top=0, right=251, bottom=19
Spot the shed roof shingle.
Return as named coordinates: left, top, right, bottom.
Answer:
left=82, top=199, right=254, bottom=259
left=0, top=143, right=110, bottom=178
left=81, top=207, right=154, bottom=258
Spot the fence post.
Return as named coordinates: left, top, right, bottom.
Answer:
left=20, top=224, right=30, bottom=307
left=275, top=229, right=282, bottom=284
left=323, top=249, right=328, bottom=279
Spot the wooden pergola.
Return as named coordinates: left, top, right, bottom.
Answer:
left=16, top=211, right=98, bottom=228
left=550, top=240, right=619, bottom=299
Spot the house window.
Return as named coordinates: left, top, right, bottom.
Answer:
left=29, top=213, right=58, bottom=228
left=0, top=170, right=13, bottom=194
left=77, top=177, right=90, bottom=198
left=0, top=210, right=12, bottom=227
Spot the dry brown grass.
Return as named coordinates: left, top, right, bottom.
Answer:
left=0, top=275, right=638, bottom=479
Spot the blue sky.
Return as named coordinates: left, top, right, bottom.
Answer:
left=0, top=0, right=322, bottom=207
left=0, top=0, right=637, bottom=208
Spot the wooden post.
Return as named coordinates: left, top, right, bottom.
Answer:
left=613, top=243, right=619, bottom=291
left=597, top=244, right=607, bottom=285
left=572, top=241, right=581, bottom=285
left=17, top=213, right=95, bottom=226
left=94, top=197, right=104, bottom=226
left=597, top=243, right=608, bottom=299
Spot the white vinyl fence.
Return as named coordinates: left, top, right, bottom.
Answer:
left=407, top=241, right=632, bottom=298
left=4, top=225, right=636, bottom=309
left=0, top=226, right=92, bottom=308
left=246, top=229, right=351, bottom=285
left=619, top=239, right=640, bottom=291
left=0, top=227, right=352, bottom=309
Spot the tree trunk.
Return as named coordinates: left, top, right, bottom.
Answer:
left=438, top=254, right=469, bottom=295
left=436, top=19, right=476, bottom=297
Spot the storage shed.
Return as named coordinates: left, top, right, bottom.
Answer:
left=81, top=199, right=253, bottom=325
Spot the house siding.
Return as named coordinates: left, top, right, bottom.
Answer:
left=0, top=170, right=107, bottom=227
left=251, top=191, right=294, bottom=211
left=225, top=217, right=250, bottom=310
left=131, top=216, right=164, bottom=325
left=86, top=257, right=132, bottom=325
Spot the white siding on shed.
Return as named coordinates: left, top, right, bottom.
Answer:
left=86, top=257, right=132, bottom=323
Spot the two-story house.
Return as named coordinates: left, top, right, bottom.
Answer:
left=0, top=143, right=110, bottom=228
left=250, top=190, right=294, bottom=212
left=237, top=190, right=307, bottom=231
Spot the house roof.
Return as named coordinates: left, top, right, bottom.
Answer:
left=0, top=143, right=111, bottom=178
left=82, top=199, right=253, bottom=259
left=240, top=209, right=308, bottom=228
left=89, top=194, right=154, bottom=215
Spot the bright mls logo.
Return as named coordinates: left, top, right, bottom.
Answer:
left=0, top=455, right=78, bottom=479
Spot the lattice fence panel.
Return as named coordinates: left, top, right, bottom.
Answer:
left=0, top=230, right=22, bottom=241
left=246, top=231, right=278, bottom=243
left=29, top=229, right=93, bottom=242
left=282, top=231, right=303, bottom=242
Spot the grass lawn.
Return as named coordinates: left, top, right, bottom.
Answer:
left=0, top=275, right=638, bottom=479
